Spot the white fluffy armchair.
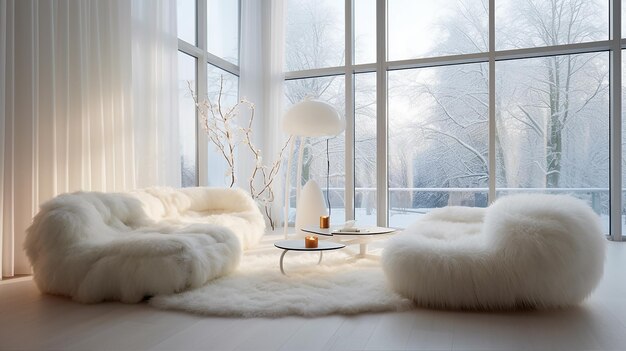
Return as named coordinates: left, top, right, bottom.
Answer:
left=382, top=194, right=606, bottom=310
left=25, top=187, right=265, bottom=303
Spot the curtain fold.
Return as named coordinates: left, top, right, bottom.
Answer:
left=0, top=0, right=179, bottom=278
left=257, top=0, right=286, bottom=227
left=0, top=0, right=7, bottom=278
left=131, top=0, right=179, bottom=188
left=239, top=0, right=264, bottom=192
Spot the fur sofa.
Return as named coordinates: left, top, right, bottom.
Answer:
left=25, top=187, right=265, bottom=303
left=382, top=194, right=606, bottom=310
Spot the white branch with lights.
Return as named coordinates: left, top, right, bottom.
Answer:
left=189, top=78, right=292, bottom=230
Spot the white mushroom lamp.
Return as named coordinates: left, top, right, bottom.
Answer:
left=282, top=99, right=345, bottom=238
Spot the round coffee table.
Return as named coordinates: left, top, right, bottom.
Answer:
left=301, top=226, right=396, bottom=259
left=274, top=239, right=345, bottom=275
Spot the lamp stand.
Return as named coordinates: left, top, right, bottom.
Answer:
left=326, top=138, right=331, bottom=217
left=283, top=136, right=296, bottom=239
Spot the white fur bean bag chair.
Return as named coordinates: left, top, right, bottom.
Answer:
left=25, top=187, right=265, bottom=303
left=382, top=194, right=606, bottom=310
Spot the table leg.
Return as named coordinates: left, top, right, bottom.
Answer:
left=279, top=249, right=288, bottom=275
left=359, top=243, right=367, bottom=257
left=280, top=249, right=323, bottom=275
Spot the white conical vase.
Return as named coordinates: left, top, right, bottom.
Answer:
left=295, top=180, right=328, bottom=236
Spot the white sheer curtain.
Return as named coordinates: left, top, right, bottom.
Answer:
left=243, top=0, right=287, bottom=228
left=238, top=0, right=286, bottom=229
left=131, top=0, right=179, bottom=188
left=0, top=0, right=179, bottom=278
left=238, top=0, right=264, bottom=191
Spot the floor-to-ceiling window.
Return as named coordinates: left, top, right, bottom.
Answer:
left=285, top=0, right=623, bottom=240
left=283, top=0, right=347, bottom=225
left=176, top=0, right=240, bottom=187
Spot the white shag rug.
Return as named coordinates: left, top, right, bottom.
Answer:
left=150, top=236, right=414, bottom=317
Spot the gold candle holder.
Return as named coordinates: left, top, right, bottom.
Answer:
left=304, top=235, right=318, bottom=248
left=320, top=215, right=330, bottom=229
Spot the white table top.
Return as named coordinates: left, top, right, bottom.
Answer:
left=274, top=239, right=345, bottom=251
left=301, top=225, right=397, bottom=236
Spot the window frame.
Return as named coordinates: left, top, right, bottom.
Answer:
left=177, top=0, right=241, bottom=187
left=284, top=0, right=623, bottom=240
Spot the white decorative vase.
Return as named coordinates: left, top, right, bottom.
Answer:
left=295, top=180, right=328, bottom=236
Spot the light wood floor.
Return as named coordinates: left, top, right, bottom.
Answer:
left=1, top=236, right=626, bottom=351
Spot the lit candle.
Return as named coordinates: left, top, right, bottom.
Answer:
left=319, top=215, right=330, bottom=229
left=305, top=235, right=318, bottom=248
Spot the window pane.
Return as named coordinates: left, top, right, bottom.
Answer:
left=496, top=0, right=608, bottom=50
left=285, top=0, right=345, bottom=71
left=178, top=52, right=198, bottom=187
left=354, top=0, right=376, bottom=64
left=284, top=76, right=346, bottom=225
left=355, top=73, right=377, bottom=225
left=206, top=65, right=239, bottom=186
left=207, top=0, right=239, bottom=65
left=388, top=0, right=488, bottom=61
left=388, top=64, right=489, bottom=228
left=496, top=53, right=609, bottom=233
left=177, top=0, right=196, bottom=45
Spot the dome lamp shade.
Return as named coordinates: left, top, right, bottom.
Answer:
left=282, top=100, right=344, bottom=137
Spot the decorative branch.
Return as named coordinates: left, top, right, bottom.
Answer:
left=189, top=77, right=291, bottom=230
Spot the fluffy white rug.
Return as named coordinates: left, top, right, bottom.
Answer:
left=150, top=237, right=414, bottom=317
